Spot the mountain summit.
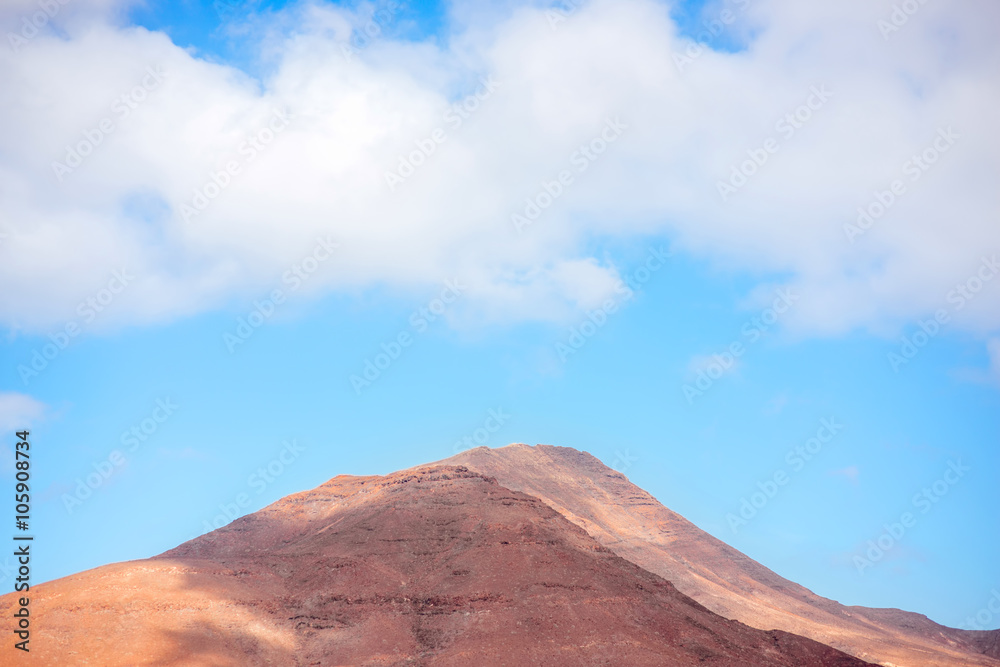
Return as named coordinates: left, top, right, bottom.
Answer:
left=3, top=443, right=992, bottom=665
left=3, top=455, right=875, bottom=666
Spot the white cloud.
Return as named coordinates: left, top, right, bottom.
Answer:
left=0, top=392, right=46, bottom=432
left=988, top=338, right=1000, bottom=383
left=0, top=0, right=997, bottom=339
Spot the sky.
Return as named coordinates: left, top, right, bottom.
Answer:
left=0, top=0, right=998, bottom=631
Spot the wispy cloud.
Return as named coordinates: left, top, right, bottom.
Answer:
left=687, top=353, right=741, bottom=379
left=830, top=465, right=860, bottom=485
left=988, top=338, right=1000, bottom=384
left=764, top=394, right=789, bottom=415
left=0, top=392, right=46, bottom=432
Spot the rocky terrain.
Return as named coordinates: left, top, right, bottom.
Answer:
left=445, top=443, right=1000, bottom=667
left=1, top=462, right=875, bottom=666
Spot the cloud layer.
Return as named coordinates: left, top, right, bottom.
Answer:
left=1, top=0, right=997, bottom=339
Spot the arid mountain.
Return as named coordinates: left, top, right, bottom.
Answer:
left=1, top=465, right=874, bottom=666
left=443, top=444, right=1000, bottom=667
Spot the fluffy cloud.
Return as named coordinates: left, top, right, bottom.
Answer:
left=0, top=392, right=46, bottom=432
left=0, top=0, right=997, bottom=340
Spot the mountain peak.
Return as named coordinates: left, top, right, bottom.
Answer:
left=2, top=444, right=991, bottom=665
left=2, top=451, right=878, bottom=666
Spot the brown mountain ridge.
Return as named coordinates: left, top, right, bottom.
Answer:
left=1, top=443, right=992, bottom=666
left=4, top=457, right=872, bottom=666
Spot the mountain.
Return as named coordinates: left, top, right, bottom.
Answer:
left=0, top=464, right=874, bottom=666
left=443, top=443, right=1000, bottom=667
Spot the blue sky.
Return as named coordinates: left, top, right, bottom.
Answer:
left=1, top=0, right=998, bottom=631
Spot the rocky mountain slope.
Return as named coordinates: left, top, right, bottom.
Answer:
left=444, top=444, right=999, bottom=667
left=1, top=464, right=873, bottom=666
